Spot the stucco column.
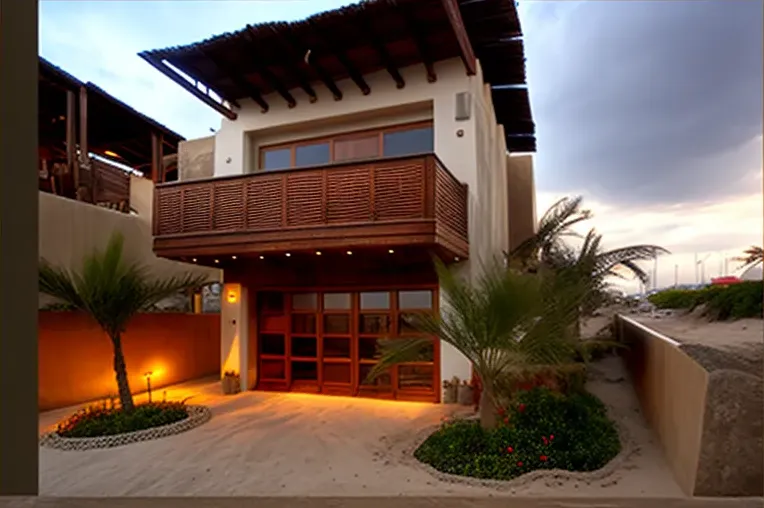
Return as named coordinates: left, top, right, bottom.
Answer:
left=220, top=282, right=250, bottom=391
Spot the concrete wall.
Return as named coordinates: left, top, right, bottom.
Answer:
left=178, top=136, right=215, bottom=181
left=207, top=58, right=518, bottom=386
left=38, top=311, right=220, bottom=411
left=506, top=154, right=537, bottom=253
left=129, top=174, right=153, bottom=218
left=39, top=192, right=219, bottom=298
left=616, top=315, right=763, bottom=497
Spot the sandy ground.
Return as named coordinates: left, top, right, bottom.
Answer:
left=630, top=314, right=763, bottom=378
left=39, top=365, right=683, bottom=498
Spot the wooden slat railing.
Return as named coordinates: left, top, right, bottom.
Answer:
left=153, top=154, right=469, bottom=247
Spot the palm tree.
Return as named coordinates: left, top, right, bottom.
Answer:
left=735, top=245, right=763, bottom=270
left=38, top=232, right=212, bottom=411
left=366, top=258, right=585, bottom=429
left=507, top=195, right=669, bottom=318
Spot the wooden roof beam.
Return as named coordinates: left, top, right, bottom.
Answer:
left=441, top=0, right=477, bottom=76
left=308, top=20, right=370, bottom=96
left=397, top=4, right=437, bottom=83
left=266, top=26, right=319, bottom=103
left=244, top=27, right=297, bottom=108
left=355, top=18, right=404, bottom=89
left=281, top=30, right=343, bottom=101
left=139, top=53, right=238, bottom=120
left=196, top=48, right=270, bottom=113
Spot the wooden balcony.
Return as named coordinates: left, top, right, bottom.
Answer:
left=152, top=154, right=469, bottom=262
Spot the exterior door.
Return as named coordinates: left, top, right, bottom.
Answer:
left=255, top=288, right=439, bottom=402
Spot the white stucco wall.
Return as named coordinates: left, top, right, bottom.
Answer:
left=207, top=57, right=513, bottom=393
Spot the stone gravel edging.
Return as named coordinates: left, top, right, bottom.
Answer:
left=39, top=405, right=212, bottom=451
left=396, top=405, right=638, bottom=492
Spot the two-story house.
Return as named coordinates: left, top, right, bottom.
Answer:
left=140, top=0, right=537, bottom=402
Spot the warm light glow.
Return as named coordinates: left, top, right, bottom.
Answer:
left=222, top=335, right=241, bottom=375
left=192, top=258, right=197, bottom=263
left=259, top=255, right=265, bottom=260
left=388, top=249, right=394, bottom=254
left=315, top=251, right=322, bottom=256
left=104, top=150, right=119, bottom=158
left=285, top=253, right=291, bottom=257
left=454, top=256, right=460, bottom=261
left=226, top=289, right=238, bottom=304
left=231, top=255, right=237, bottom=260
left=214, top=259, right=220, bottom=264
left=346, top=251, right=353, bottom=255
left=143, top=371, right=153, bottom=379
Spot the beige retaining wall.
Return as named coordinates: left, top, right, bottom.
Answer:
left=615, top=315, right=763, bottom=497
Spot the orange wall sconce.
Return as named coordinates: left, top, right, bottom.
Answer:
left=226, top=289, right=239, bottom=304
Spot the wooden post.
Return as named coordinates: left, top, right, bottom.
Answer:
left=66, top=90, right=76, bottom=186
left=151, top=131, right=164, bottom=183
left=77, top=85, right=91, bottom=202
left=78, top=86, right=88, bottom=161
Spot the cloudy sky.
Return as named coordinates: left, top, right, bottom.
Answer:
left=39, top=0, right=763, bottom=293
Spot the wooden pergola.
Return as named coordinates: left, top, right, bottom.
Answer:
left=39, top=57, right=186, bottom=202
left=139, top=0, right=536, bottom=153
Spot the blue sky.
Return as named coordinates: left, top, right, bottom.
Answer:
left=40, top=0, right=763, bottom=290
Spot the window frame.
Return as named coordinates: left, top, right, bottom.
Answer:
left=258, top=120, right=434, bottom=172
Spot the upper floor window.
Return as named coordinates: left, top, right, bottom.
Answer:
left=259, top=122, right=433, bottom=171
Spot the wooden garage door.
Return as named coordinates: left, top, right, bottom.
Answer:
left=256, top=289, right=439, bottom=402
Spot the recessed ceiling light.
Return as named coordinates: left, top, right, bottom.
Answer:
left=454, top=256, right=460, bottom=262
left=192, top=258, right=197, bottom=263
left=388, top=249, right=394, bottom=254
left=259, top=255, right=265, bottom=260
left=231, top=255, right=237, bottom=260
left=346, top=250, right=353, bottom=256
left=214, top=259, right=219, bottom=264
left=315, top=251, right=322, bottom=256
left=285, top=253, right=291, bottom=257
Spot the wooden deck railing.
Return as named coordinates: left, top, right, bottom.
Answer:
left=153, top=154, right=468, bottom=250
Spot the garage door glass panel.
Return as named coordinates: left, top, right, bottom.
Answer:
left=399, top=290, right=433, bottom=309
left=324, top=292, right=351, bottom=310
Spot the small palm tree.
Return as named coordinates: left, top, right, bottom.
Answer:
left=366, top=258, right=585, bottom=429
left=735, top=245, right=763, bottom=270
left=39, top=232, right=212, bottom=411
left=508, top=195, right=669, bottom=319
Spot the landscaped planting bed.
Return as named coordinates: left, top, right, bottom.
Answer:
left=56, top=401, right=190, bottom=438
left=414, top=387, right=621, bottom=481
left=41, top=401, right=212, bottom=450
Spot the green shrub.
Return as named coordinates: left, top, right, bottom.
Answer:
left=414, top=387, right=621, bottom=480
left=648, top=289, right=702, bottom=309
left=648, top=282, right=762, bottom=320
left=56, top=401, right=189, bottom=438
left=704, top=281, right=763, bottom=320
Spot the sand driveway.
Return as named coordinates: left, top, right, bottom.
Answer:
left=39, top=372, right=683, bottom=497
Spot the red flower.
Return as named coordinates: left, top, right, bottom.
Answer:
left=503, top=417, right=510, bottom=425
left=517, top=461, right=523, bottom=467
left=518, top=404, right=526, bottom=413
left=550, top=435, right=554, bottom=441
left=542, top=436, right=548, bottom=445
left=497, top=408, right=506, bottom=416
left=540, top=455, right=548, bottom=462
left=506, top=446, right=513, bottom=453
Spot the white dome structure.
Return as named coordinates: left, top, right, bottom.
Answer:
left=740, top=264, right=763, bottom=281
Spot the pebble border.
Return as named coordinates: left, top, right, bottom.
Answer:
left=397, top=403, right=638, bottom=491
left=39, top=405, right=212, bottom=451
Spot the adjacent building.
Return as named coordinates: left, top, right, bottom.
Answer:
left=141, top=0, right=537, bottom=402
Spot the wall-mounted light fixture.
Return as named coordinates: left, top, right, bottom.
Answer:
left=226, top=289, right=238, bottom=304
left=455, top=92, right=472, bottom=121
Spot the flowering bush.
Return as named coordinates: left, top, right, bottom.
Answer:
left=413, top=387, right=620, bottom=480
left=56, top=400, right=189, bottom=438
